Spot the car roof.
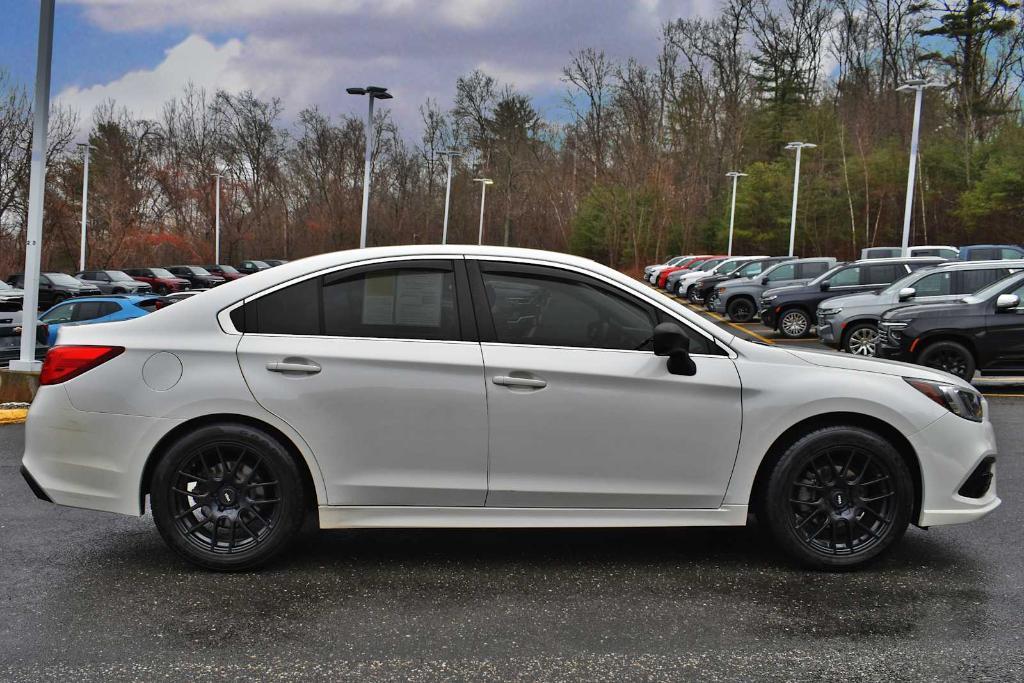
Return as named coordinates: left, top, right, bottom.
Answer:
left=57, top=294, right=160, bottom=304
left=928, top=259, right=1024, bottom=270
left=850, top=256, right=947, bottom=265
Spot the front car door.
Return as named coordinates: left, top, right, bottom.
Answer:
left=470, top=259, right=742, bottom=509
left=982, top=279, right=1024, bottom=373
left=234, top=257, right=489, bottom=506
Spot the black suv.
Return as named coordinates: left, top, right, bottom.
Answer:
left=758, top=257, right=946, bottom=338
left=6, top=272, right=102, bottom=309
left=876, top=270, right=1024, bottom=380
left=692, top=256, right=795, bottom=306
left=165, top=266, right=226, bottom=288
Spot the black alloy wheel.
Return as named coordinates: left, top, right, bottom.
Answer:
left=918, top=340, right=976, bottom=380
left=762, top=425, right=912, bottom=569
left=726, top=297, right=755, bottom=323
left=151, top=423, right=307, bottom=570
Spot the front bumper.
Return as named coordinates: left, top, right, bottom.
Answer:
left=816, top=316, right=839, bottom=346
left=759, top=306, right=777, bottom=328
left=909, top=411, right=1000, bottom=527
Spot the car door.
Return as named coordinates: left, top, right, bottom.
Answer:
left=471, top=259, right=742, bottom=509
left=235, top=258, right=489, bottom=507
left=982, top=280, right=1024, bottom=372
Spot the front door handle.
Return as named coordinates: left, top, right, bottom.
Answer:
left=492, top=375, right=547, bottom=389
left=266, top=360, right=321, bottom=374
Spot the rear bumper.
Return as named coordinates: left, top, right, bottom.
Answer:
left=20, top=464, right=52, bottom=502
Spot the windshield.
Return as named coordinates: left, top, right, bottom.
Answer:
left=189, top=267, right=212, bottom=276
left=880, top=267, right=937, bottom=295
left=217, top=265, right=239, bottom=274
left=150, top=268, right=175, bottom=278
left=46, top=273, right=83, bottom=286
left=108, top=271, right=136, bottom=282
left=966, top=271, right=1024, bottom=303
left=251, top=261, right=269, bottom=269
left=698, top=258, right=725, bottom=271
left=809, top=264, right=848, bottom=286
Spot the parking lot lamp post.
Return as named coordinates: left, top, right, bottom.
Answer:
left=784, top=142, right=816, bottom=258
left=897, top=79, right=943, bottom=256
left=473, top=178, right=493, bottom=245
left=346, top=86, right=392, bottom=248
left=212, top=173, right=223, bottom=264
left=439, top=150, right=462, bottom=244
left=77, top=143, right=96, bottom=271
left=13, top=0, right=54, bottom=372
left=725, top=171, right=747, bottom=257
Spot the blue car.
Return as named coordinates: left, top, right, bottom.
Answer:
left=39, top=295, right=163, bottom=345
left=959, top=244, right=1024, bottom=261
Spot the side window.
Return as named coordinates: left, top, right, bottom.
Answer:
left=72, top=301, right=104, bottom=321
left=912, top=272, right=952, bottom=297
left=1002, top=248, right=1023, bottom=259
left=766, top=264, right=795, bottom=281
left=97, top=302, right=121, bottom=317
left=322, top=265, right=460, bottom=341
left=969, top=248, right=998, bottom=261
left=737, top=262, right=764, bottom=277
left=40, top=303, right=75, bottom=323
left=958, top=268, right=1009, bottom=295
left=95, top=272, right=110, bottom=282
left=800, top=262, right=830, bottom=278
left=864, top=264, right=903, bottom=284
left=828, top=266, right=861, bottom=287
left=250, top=278, right=320, bottom=335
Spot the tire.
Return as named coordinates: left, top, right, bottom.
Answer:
left=761, top=425, right=913, bottom=569
left=112, top=287, right=126, bottom=294
left=778, top=308, right=812, bottom=338
left=917, top=340, right=976, bottom=380
left=156, top=284, right=169, bottom=295
left=842, top=322, right=879, bottom=356
left=150, top=422, right=308, bottom=571
left=726, top=297, right=756, bottom=323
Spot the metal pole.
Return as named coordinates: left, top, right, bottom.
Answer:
left=788, top=146, right=802, bottom=258
left=13, top=0, right=54, bottom=372
left=214, top=174, right=221, bottom=263
left=901, top=86, right=924, bottom=256
left=477, top=181, right=488, bottom=245
left=78, top=145, right=90, bottom=271
left=442, top=156, right=454, bottom=244
left=727, top=174, right=738, bottom=257
left=359, top=96, right=374, bottom=248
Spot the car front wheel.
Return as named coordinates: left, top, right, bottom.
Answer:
left=726, top=297, right=755, bottom=323
left=778, top=308, right=811, bottom=338
left=761, top=425, right=913, bottom=569
left=150, top=422, right=307, bottom=571
left=917, top=340, right=976, bottom=380
left=843, top=322, right=879, bottom=356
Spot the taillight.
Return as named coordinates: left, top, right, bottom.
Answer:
left=40, top=346, right=124, bottom=385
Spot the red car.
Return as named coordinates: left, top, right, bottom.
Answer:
left=656, top=255, right=721, bottom=289
left=122, top=267, right=192, bottom=295
left=204, top=264, right=246, bottom=281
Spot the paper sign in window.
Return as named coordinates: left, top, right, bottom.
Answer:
left=361, top=273, right=396, bottom=325
left=395, top=272, right=443, bottom=327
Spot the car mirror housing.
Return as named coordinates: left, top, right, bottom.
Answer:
left=898, top=287, right=916, bottom=302
left=760, top=276, right=769, bottom=285
left=819, top=281, right=831, bottom=291
left=653, top=322, right=696, bottom=376
left=996, top=293, right=1020, bottom=311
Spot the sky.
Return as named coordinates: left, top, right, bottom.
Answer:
left=1, top=0, right=719, bottom=137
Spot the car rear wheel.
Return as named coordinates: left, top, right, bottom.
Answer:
left=761, top=425, right=913, bottom=569
left=778, top=308, right=811, bottom=338
left=726, top=297, right=755, bottom=323
left=917, top=340, right=976, bottom=380
left=843, top=323, right=879, bottom=356
left=150, top=422, right=307, bottom=571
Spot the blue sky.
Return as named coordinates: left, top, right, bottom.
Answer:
left=1, top=0, right=717, bottom=135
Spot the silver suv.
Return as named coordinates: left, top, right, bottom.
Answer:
left=75, top=270, right=153, bottom=295
left=817, top=259, right=1024, bottom=355
left=708, top=258, right=837, bottom=322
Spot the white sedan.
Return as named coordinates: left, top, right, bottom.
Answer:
left=21, top=246, right=998, bottom=570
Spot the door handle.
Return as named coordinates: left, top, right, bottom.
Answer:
left=266, top=361, right=321, bottom=374
left=492, top=375, right=547, bottom=389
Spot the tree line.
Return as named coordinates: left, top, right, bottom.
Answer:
left=0, top=0, right=1022, bottom=279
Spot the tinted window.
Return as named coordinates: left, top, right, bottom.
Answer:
left=799, top=262, right=830, bottom=278
left=481, top=268, right=696, bottom=352
left=968, top=248, right=999, bottom=261
left=958, top=268, right=1010, bottom=295
left=97, top=301, right=121, bottom=317
left=1001, top=248, right=1023, bottom=259
left=912, top=272, right=952, bottom=297
left=251, top=278, right=320, bottom=335
left=322, top=267, right=460, bottom=341
left=829, top=266, right=861, bottom=287
left=864, top=264, right=904, bottom=285
left=765, top=263, right=795, bottom=281
left=40, top=303, right=75, bottom=323
left=736, top=261, right=764, bottom=277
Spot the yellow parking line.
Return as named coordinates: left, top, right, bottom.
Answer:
left=982, top=393, right=1024, bottom=399
left=724, top=322, right=776, bottom=345
left=0, top=409, right=28, bottom=426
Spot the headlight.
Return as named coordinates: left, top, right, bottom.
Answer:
left=818, top=307, right=842, bottom=317
left=762, top=294, right=777, bottom=302
left=905, top=378, right=984, bottom=422
left=880, top=321, right=908, bottom=343
left=716, top=287, right=727, bottom=294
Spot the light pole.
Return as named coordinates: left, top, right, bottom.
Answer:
left=784, top=142, right=816, bottom=257
left=212, top=173, right=223, bottom=264
left=725, top=171, right=748, bottom=257
left=439, top=150, right=462, bottom=244
left=77, top=142, right=96, bottom=271
left=13, top=0, right=54, bottom=372
left=897, top=79, right=943, bottom=256
left=346, top=86, right=392, bottom=248
left=473, top=178, right=493, bottom=245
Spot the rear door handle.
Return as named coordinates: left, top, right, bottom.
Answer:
left=492, top=375, right=547, bottom=389
left=266, top=361, right=321, bottom=374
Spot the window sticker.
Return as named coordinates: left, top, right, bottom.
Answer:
left=395, top=272, right=443, bottom=327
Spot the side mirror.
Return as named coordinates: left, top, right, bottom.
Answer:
left=898, top=287, right=916, bottom=302
left=653, top=322, right=697, bottom=376
left=760, top=276, right=769, bottom=285
left=819, top=281, right=831, bottom=291
left=996, top=293, right=1020, bottom=311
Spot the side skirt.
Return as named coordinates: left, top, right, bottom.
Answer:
left=318, top=505, right=749, bottom=529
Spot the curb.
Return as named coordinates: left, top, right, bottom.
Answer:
left=0, top=409, right=28, bottom=426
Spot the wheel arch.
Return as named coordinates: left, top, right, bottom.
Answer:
left=749, top=411, right=922, bottom=525
left=914, top=331, right=978, bottom=363
left=139, top=413, right=320, bottom=517
left=839, top=316, right=881, bottom=348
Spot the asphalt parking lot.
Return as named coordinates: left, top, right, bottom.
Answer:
left=1, top=397, right=1022, bottom=681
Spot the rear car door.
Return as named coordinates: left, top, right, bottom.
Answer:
left=982, top=280, right=1024, bottom=373
left=234, top=258, right=489, bottom=506
left=471, top=259, right=741, bottom=509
